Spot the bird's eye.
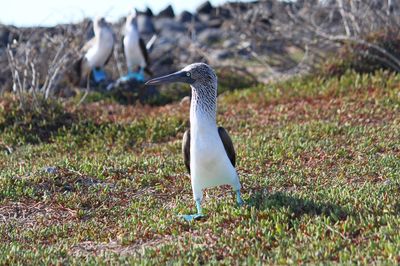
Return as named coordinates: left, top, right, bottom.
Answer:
left=186, top=72, right=191, bottom=77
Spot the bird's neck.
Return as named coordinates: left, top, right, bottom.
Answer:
left=126, top=24, right=138, bottom=36
left=190, top=84, right=217, bottom=132
left=94, top=26, right=101, bottom=37
left=95, top=27, right=111, bottom=41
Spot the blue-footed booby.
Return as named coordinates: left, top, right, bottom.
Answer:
left=77, top=17, right=114, bottom=84
left=146, top=63, right=244, bottom=221
left=122, top=12, right=153, bottom=82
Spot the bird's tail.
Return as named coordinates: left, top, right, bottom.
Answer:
left=73, top=56, right=91, bottom=86
left=70, top=56, right=85, bottom=86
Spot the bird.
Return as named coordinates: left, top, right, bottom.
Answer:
left=146, top=63, right=244, bottom=221
left=122, top=11, right=153, bottom=82
left=76, top=17, right=114, bottom=84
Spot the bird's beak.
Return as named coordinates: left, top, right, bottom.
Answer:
left=145, top=71, right=194, bottom=86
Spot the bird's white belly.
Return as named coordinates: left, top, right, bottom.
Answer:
left=124, top=36, right=145, bottom=70
left=86, top=34, right=113, bottom=68
left=190, top=130, right=240, bottom=199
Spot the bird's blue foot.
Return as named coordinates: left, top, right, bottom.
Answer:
left=179, top=213, right=205, bottom=221
left=179, top=199, right=204, bottom=221
left=120, top=71, right=145, bottom=82
left=92, top=68, right=107, bottom=82
left=236, top=190, right=244, bottom=206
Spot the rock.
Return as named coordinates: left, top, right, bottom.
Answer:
left=178, top=53, right=190, bottom=63
left=197, top=13, right=223, bottom=27
left=106, top=78, right=160, bottom=104
left=154, top=18, right=186, bottom=33
left=177, top=11, right=196, bottom=24
left=158, top=5, right=175, bottom=18
left=211, top=7, right=231, bottom=19
left=223, top=39, right=238, bottom=49
left=197, top=28, right=223, bottom=44
left=179, top=34, right=193, bottom=46
left=226, top=2, right=251, bottom=12
left=193, top=23, right=208, bottom=33
left=260, top=18, right=271, bottom=27
left=153, top=36, right=175, bottom=51
left=207, top=18, right=223, bottom=28
left=211, top=49, right=234, bottom=60
left=196, top=1, right=213, bottom=14
left=156, top=52, right=175, bottom=66
left=137, top=15, right=155, bottom=34
left=238, top=48, right=252, bottom=59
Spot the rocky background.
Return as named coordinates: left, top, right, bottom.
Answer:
left=0, top=0, right=399, bottom=103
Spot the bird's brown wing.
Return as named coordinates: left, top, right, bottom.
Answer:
left=121, top=36, right=125, bottom=58
left=139, top=37, right=150, bottom=65
left=218, top=127, right=236, bottom=167
left=77, top=37, right=94, bottom=79
left=182, top=129, right=191, bottom=174
left=139, top=38, right=153, bottom=76
left=182, top=127, right=235, bottom=174
left=104, top=44, right=114, bottom=66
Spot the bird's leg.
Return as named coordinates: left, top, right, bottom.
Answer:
left=179, top=199, right=204, bottom=221
left=139, top=67, right=145, bottom=75
left=92, top=67, right=107, bottom=82
left=235, top=190, right=244, bottom=206
left=135, top=67, right=145, bottom=82
left=196, top=199, right=202, bottom=214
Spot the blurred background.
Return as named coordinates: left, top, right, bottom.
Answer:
left=1, top=0, right=243, bottom=26
left=0, top=0, right=399, bottom=104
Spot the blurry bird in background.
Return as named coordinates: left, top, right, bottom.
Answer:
left=121, top=11, right=153, bottom=82
left=75, top=17, right=114, bottom=85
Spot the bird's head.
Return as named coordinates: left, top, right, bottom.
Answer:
left=145, top=63, right=217, bottom=88
left=126, top=11, right=138, bottom=28
left=94, top=17, right=108, bottom=28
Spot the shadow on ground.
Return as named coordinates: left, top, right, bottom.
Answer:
left=247, top=189, right=348, bottom=220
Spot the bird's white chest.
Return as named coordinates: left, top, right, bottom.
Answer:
left=192, top=129, right=221, bottom=166
left=85, top=30, right=114, bottom=68
left=123, top=28, right=145, bottom=69
left=190, top=116, right=237, bottom=191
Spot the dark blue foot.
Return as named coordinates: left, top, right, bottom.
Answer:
left=179, top=213, right=205, bottom=221
left=92, top=69, right=106, bottom=82
left=120, top=71, right=145, bottom=82
left=236, top=190, right=244, bottom=206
